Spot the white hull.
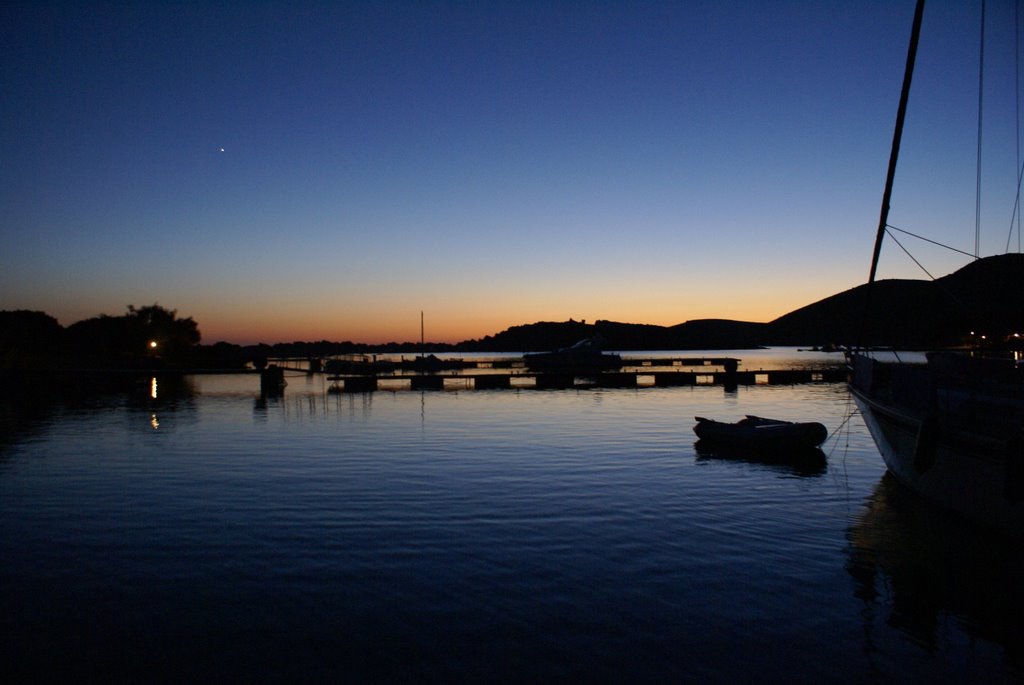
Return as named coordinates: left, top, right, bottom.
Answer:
left=849, top=353, right=1024, bottom=536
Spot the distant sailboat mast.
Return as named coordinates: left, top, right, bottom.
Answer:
left=420, top=310, right=425, bottom=359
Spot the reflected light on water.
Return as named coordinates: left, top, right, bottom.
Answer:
left=846, top=473, right=1024, bottom=677
left=150, top=377, right=158, bottom=399
left=2, top=367, right=1020, bottom=682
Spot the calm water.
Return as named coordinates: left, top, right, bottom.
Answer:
left=2, top=352, right=1022, bottom=683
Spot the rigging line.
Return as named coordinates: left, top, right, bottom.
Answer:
left=975, top=0, right=986, bottom=259
left=885, top=223, right=976, bottom=257
left=1006, top=158, right=1024, bottom=253
left=884, top=229, right=936, bottom=279
left=830, top=393, right=861, bottom=502
left=886, top=228, right=981, bottom=331
left=826, top=404, right=860, bottom=449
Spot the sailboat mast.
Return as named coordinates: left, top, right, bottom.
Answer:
left=868, top=0, right=926, bottom=285
left=420, top=310, right=424, bottom=358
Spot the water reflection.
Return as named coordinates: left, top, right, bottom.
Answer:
left=0, top=372, right=197, bottom=452
left=126, top=374, right=195, bottom=408
left=253, top=387, right=378, bottom=423
left=847, top=473, right=1024, bottom=671
left=127, top=375, right=196, bottom=434
left=693, top=440, right=828, bottom=477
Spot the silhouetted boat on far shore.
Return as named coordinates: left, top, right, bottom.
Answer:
left=523, top=337, right=623, bottom=372
left=398, top=354, right=472, bottom=373
left=325, top=355, right=395, bottom=376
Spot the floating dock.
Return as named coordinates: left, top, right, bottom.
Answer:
left=306, top=356, right=848, bottom=393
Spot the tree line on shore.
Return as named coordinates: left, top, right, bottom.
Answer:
left=1, top=305, right=207, bottom=370
left=0, top=305, right=470, bottom=371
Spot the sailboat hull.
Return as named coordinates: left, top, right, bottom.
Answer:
left=849, top=353, right=1024, bottom=535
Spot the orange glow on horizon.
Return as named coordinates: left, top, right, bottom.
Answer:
left=196, top=296, right=816, bottom=346
left=41, top=274, right=853, bottom=347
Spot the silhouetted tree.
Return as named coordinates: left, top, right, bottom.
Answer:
left=65, top=304, right=201, bottom=368
left=0, top=310, right=63, bottom=369
left=126, top=304, right=200, bottom=358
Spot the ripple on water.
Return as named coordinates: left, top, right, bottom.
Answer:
left=2, top=376, right=1020, bottom=683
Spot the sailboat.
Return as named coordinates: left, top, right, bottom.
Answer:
left=848, top=0, right=1024, bottom=535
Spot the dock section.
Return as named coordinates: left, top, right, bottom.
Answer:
left=293, top=355, right=849, bottom=393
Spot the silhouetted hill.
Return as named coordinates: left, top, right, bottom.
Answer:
left=766, top=279, right=939, bottom=348
left=467, top=320, right=595, bottom=352
left=463, top=318, right=765, bottom=351
left=464, top=317, right=764, bottom=351
left=668, top=319, right=768, bottom=349
left=467, top=254, right=1024, bottom=350
left=768, top=253, right=1024, bottom=347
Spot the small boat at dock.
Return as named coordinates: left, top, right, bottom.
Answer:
left=693, top=416, right=828, bottom=450
left=325, top=355, right=395, bottom=376
left=523, top=337, right=623, bottom=372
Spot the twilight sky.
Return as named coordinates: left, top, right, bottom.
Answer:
left=2, top=1, right=1020, bottom=344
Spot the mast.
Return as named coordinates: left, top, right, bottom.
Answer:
left=868, top=0, right=926, bottom=285
left=974, top=0, right=986, bottom=259
left=420, top=310, right=424, bottom=358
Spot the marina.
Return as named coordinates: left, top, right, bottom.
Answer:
left=269, top=354, right=848, bottom=393
left=5, top=1, right=1023, bottom=681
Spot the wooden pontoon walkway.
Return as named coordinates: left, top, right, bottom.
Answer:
left=305, top=356, right=848, bottom=393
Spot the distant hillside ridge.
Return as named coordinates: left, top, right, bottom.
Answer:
left=767, top=253, right=1024, bottom=347
left=466, top=254, right=1024, bottom=350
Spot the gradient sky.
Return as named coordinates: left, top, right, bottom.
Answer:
left=2, top=1, right=1021, bottom=344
